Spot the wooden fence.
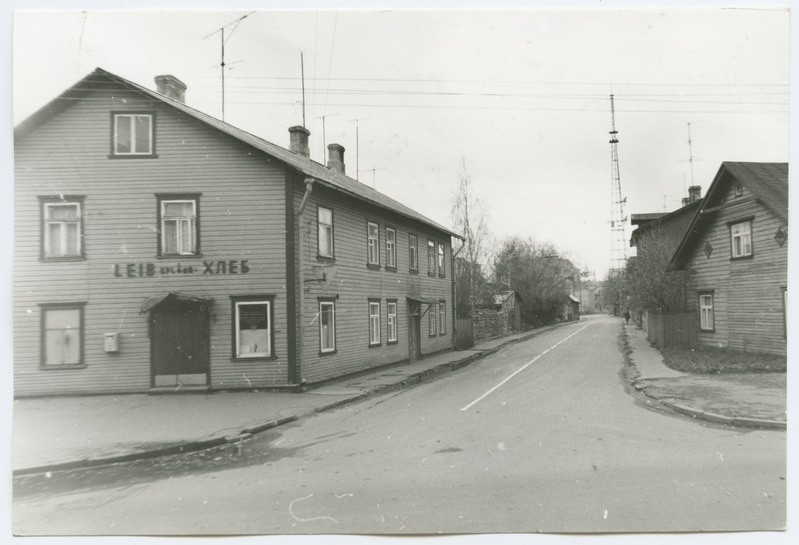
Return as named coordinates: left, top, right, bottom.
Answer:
left=646, top=310, right=697, bottom=349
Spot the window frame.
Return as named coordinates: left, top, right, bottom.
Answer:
left=385, top=227, right=397, bottom=270
left=438, top=243, right=446, bottom=278
left=39, top=302, right=86, bottom=369
left=367, top=222, right=380, bottom=268
left=319, top=298, right=337, bottom=354
left=231, top=296, right=275, bottom=360
left=729, top=218, right=754, bottom=259
left=427, top=239, right=436, bottom=276
left=368, top=299, right=382, bottom=347
left=438, top=300, right=447, bottom=335
left=409, top=234, right=419, bottom=272
left=110, top=111, right=157, bottom=158
left=428, top=301, right=438, bottom=337
left=387, top=300, right=398, bottom=344
left=39, top=196, right=85, bottom=261
left=698, top=292, right=715, bottom=332
left=317, top=205, right=335, bottom=260
left=156, top=193, right=201, bottom=257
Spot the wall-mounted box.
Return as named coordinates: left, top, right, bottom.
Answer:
left=103, top=332, right=119, bottom=353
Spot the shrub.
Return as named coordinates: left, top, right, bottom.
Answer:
left=661, top=345, right=787, bottom=374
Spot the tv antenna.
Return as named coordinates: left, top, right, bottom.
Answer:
left=315, top=113, right=340, bottom=164
left=203, top=12, right=254, bottom=121
left=350, top=118, right=369, bottom=181
left=608, top=94, right=627, bottom=273
left=359, top=166, right=386, bottom=189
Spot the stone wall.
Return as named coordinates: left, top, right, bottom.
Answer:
left=472, top=308, right=515, bottom=343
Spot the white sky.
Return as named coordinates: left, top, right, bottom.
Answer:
left=8, top=3, right=790, bottom=280
left=2, top=2, right=797, bottom=545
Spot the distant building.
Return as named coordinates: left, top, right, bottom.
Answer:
left=493, top=290, right=522, bottom=330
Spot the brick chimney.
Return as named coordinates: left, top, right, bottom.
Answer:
left=327, top=143, right=345, bottom=174
left=288, top=126, right=311, bottom=158
left=154, top=75, right=187, bottom=103
left=688, top=185, right=702, bottom=203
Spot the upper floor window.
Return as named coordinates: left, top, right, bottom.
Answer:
left=367, top=222, right=380, bottom=266
left=730, top=220, right=752, bottom=258
left=41, top=303, right=85, bottom=368
left=41, top=198, right=83, bottom=259
left=427, top=240, right=436, bottom=276
left=113, top=113, right=154, bottom=156
left=158, top=195, right=199, bottom=256
left=386, top=228, right=397, bottom=269
left=409, top=234, right=418, bottom=271
left=318, top=207, right=334, bottom=258
left=699, top=293, right=714, bottom=331
left=438, top=243, right=445, bottom=277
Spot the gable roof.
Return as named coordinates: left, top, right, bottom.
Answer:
left=15, top=68, right=460, bottom=239
left=629, top=199, right=701, bottom=247
left=670, top=161, right=788, bottom=268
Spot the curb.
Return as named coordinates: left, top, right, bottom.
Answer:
left=13, top=323, right=567, bottom=477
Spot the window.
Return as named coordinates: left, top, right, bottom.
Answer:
left=387, top=301, right=398, bottom=343
left=438, top=243, right=445, bottom=277
left=318, top=207, right=334, bottom=258
left=319, top=300, right=336, bottom=353
left=369, top=300, right=381, bottom=346
left=41, top=198, right=83, bottom=258
left=409, top=234, right=418, bottom=271
left=367, top=222, right=380, bottom=266
left=429, top=302, right=437, bottom=336
left=730, top=221, right=752, bottom=258
left=438, top=301, right=447, bottom=335
left=428, top=240, right=436, bottom=276
left=234, top=299, right=272, bottom=358
left=386, top=228, right=397, bottom=269
left=113, top=113, right=154, bottom=156
left=158, top=195, right=199, bottom=256
left=699, top=293, right=714, bottom=331
left=41, top=303, right=84, bottom=367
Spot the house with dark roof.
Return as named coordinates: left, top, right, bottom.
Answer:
left=13, top=68, right=459, bottom=396
left=671, top=162, right=788, bottom=356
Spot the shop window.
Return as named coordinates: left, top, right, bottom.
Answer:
left=41, top=303, right=85, bottom=368
left=233, top=299, right=272, bottom=358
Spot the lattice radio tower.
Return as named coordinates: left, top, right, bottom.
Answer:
left=608, top=94, right=627, bottom=272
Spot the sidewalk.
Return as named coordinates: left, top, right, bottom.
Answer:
left=12, top=326, right=559, bottom=475
left=623, top=323, right=787, bottom=430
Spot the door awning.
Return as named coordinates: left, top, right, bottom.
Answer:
left=140, top=292, right=214, bottom=314
left=406, top=296, right=438, bottom=306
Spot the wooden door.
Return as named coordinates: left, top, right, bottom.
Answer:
left=407, top=300, right=421, bottom=362
left=150, top=302, right=209, bottom=385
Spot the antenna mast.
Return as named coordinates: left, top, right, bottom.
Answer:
left=608, top=94, right=627, bottom=273
left=204, top=12, right=253, bottom=122
left=687, top=122, right=696, bottom=187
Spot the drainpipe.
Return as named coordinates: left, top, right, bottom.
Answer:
left=451, top=237, right=465, bottom=350
left=296, top=177, right=316, bottom=387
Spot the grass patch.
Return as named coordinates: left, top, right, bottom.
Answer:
left=661, top=345, right=787, bottom=374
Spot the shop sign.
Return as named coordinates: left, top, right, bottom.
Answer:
left=114, top=260, right=250, bottom=278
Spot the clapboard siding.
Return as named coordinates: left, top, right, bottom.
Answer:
left=292, top=183, right=453, bottom=384
left=15, top=85, right=292, bottom=395
left=685, top=181, right=787, bottom=355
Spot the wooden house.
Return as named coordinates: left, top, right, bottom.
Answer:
left=671, top=162, right=788, bottom=355
left=14, top=68, right=459, bottom=397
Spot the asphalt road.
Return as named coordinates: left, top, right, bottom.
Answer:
left=13, top=314, right=786, bottom=535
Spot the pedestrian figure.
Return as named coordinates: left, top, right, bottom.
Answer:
left=624, top=310, right=631, bottom=324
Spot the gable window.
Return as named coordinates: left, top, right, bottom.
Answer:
left=367, top=222, right=380, bottom=266
left=318, top=207, right=334, bottom=259
left=438, top=243, right=445, bottom=278
left=233, top=299, right=272, bottom=358
left=369, top=300, right=381, bottom=346
left=409, top=234, right=418, bottom=272
left=158, top=195, right=199, bottom=256
left=429, top=302, right=437, bottom=336
left=319, top=299, right=336, bottom=353
left=113, top=113, right=154, bottom=156
left=41, top=303, right=85, bottom=368
left=427, top=240, right=436, bottom=276
left=699, top=293, right=714, bottom=331
left=730, top=220, right=752, bottom=258
left=41, top=198, right=83, bottom=259
left=387, top=301, right=398, bottom=343
left=386, top=228, right=397, bottom=269
left=438, top=301, right=447, bottom=335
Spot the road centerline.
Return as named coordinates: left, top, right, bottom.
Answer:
left=460, top=323, right=592, bottom=412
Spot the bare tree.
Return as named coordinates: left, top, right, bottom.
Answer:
left=451, top=160, right=492, bottom=315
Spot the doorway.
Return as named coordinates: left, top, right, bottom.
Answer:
left=149, top=296, right=210, bottom=388
left=407, top=299, right=422, bottom=362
